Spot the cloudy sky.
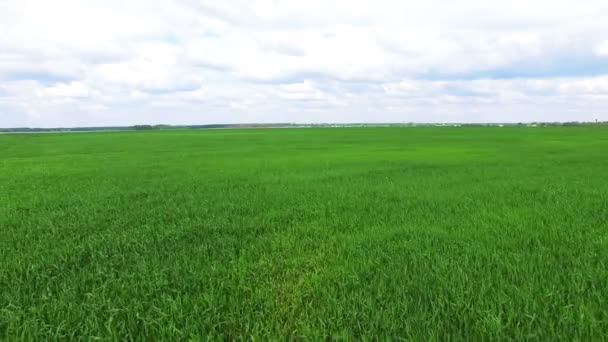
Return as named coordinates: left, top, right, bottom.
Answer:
left=1, top=0, right=608, bottom=127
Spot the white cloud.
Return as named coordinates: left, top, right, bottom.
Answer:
left=1, top=0, right=608, bottom=127
left=278, top=81, right=330, bottom=101
left=597, top=40, right=608, bottom=56
left=38, top=82, right=91, bottom=99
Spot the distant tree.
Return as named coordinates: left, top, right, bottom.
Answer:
left=133, top=125, right=155, bottom=130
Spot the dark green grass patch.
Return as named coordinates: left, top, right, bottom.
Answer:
left=1, top=127, right=608, bottom=339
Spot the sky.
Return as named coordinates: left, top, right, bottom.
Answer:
left=1, top=0, right=608, bottom=127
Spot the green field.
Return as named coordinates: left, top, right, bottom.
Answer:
left=1, top=127, right=607, bottom=339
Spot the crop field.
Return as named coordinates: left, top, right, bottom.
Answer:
left=1, top=126, right=608, bottom=339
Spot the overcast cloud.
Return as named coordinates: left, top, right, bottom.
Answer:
left=1, top=0, right=608, bottom=127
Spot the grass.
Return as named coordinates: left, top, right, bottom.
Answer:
left=1, top=126, right=607, bottom=340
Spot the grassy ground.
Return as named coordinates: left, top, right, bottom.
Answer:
left=1, top=127, right=607, bottom=339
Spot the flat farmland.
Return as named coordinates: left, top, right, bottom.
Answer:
left=1, top=127, right=607, bottom=339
